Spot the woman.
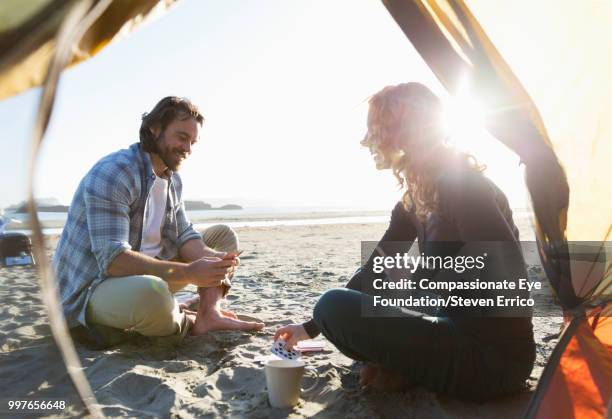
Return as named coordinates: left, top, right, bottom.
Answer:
left=275, top=83, right=535, bottom=400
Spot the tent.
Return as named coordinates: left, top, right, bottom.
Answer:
left=0, top=0, right=609, bottom=417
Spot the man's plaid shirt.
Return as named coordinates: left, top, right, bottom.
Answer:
left=53, top=143, right=201, bottom=327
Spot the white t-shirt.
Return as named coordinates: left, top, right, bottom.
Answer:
left=140, top=175, right=168, bottom=258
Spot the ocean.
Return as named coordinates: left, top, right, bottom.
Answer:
left=4, top=207, right=390, bottom=236
left=3, top=206, right=535, bottom=237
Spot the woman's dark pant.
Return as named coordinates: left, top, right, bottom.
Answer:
left=313, top=288, right=534, bottom=400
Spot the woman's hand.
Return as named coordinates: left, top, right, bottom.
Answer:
left=274, top=323, right=310, bottom=350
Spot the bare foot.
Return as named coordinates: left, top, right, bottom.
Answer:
left=359, top=364, right=380, bottom=387
left=220, top=309, right=238, bottom=319
left=185, top=312, right=196, bottom=334
left=359, top=363, right=411, bottom=392
left=192, top=309, right=264, bottom=334
left=181, top=306, right=238, bottom=320
left=179, top=294, right=200, bottom=311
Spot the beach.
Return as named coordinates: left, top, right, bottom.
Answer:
left=0, top=220, right=562, bottom=418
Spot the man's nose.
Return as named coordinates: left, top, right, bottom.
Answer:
left=182, top=142, right=192, bottom=154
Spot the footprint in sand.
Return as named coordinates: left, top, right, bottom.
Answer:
left=163, top=361, right=193, bottom=373
left=219, top=367, right=263, bottom=391
left=96, top=372, right=175, bottom=414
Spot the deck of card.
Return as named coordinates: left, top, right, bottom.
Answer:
left=271, top=338, right=301, bottom=360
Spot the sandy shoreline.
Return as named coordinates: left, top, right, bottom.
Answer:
left=0, top=222, right=561, bottom=418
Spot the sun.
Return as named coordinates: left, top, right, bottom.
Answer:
left=440, top=77, right=486, bottom=153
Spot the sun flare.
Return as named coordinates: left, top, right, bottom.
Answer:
left=441, top=78, right=486, bottom=153
left=439, top=77, right=527, bottom=208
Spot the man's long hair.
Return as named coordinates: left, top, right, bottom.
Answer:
left=140, top=97, right=204, bottom=153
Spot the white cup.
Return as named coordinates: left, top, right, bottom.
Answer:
left=265, top=359, right=319, bottom=408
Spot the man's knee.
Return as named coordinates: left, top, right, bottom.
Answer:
left=132, top=276, right=178, bottom=336
left=134, top=275, right=174, bottom=307
left=202, top=224, right=239, bottom=253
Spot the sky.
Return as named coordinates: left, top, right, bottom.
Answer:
left=0, top=0, right=528, bottom=210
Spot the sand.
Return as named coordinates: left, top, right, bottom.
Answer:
left=0, top=222, right=562, bottom=418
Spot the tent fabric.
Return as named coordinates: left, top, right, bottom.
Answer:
left=529, top=304, right=612, bottom=419
left=459, top=1, right=612, bottom=246
left=451, top=0, right=612, bottom=303
left=0, top=0, right=176, bottom=100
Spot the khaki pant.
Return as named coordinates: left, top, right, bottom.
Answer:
left=86, top=224, right=239, bottom=338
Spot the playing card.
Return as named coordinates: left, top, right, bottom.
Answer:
left=295, top=340, right=326, bottom=352
left=271, top=338, right=301, bottom=360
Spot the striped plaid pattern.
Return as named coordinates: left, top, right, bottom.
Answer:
left=52, top=143, right=201, bottom=327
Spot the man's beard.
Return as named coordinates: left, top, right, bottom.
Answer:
left=155, top=133, right=185, bottom=172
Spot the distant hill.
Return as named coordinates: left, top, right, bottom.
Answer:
left=217, top=204, right=242, bottom=210
left=184, top=201, right=242, bottom=211
left=6, top=198, right=66, bottom=212
left=11, top=203, right=69, bottom=213
left=184, top=200, right=212, bottom=210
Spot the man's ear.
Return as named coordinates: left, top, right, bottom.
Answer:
left=150, top=122, right=161, bottom=139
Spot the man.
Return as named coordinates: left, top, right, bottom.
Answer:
left=53, top=97, right=263, bottom=345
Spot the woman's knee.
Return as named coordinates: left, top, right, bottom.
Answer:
left=313, top=289, right=370, bottom=361
left=313, top=288, right=359, bottom=326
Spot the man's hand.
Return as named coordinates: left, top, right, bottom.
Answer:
left=224, top=251, right=242, bottom=275
left=185, top=256, right=237, bottom=288
left=274, top=324, right=309, bottom=350
left=202, top=247, right=225, bottom=259
left=212, top=250, right=242, bottom=262
left=218, top=251, right=242, bottom=277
